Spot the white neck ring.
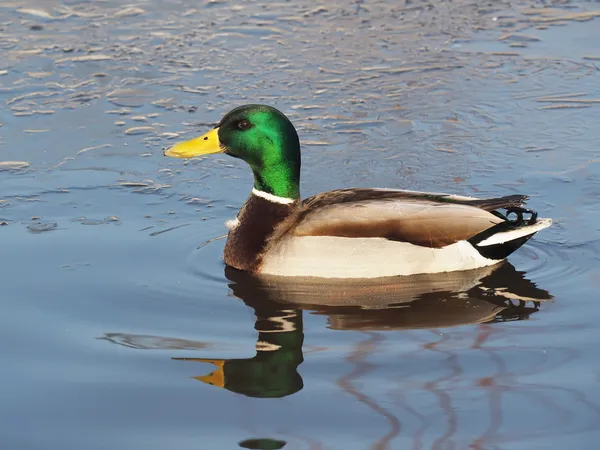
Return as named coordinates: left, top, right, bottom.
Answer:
left=252, top=188, right=296, bottom=205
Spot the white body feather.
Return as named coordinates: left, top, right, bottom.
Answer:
left=225, top=218, right=240, bottom=230
left=261, top=236, right=498, bottom=278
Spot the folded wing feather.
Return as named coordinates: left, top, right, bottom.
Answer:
left=300, top=188, right=528, bottom=212
left=292, top=200, right=502, bottom=248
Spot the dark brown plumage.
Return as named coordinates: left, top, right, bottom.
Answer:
left=224, top=194, right=298, bottom=271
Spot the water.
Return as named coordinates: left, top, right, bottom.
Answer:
left=1, top=1, right=599, bottom=449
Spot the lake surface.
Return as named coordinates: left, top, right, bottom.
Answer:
left=1, top=1, right=600, bottom=449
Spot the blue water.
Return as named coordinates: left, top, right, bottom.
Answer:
left=1, top=1, right=600, bottom=449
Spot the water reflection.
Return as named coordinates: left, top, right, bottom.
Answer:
left=225, top=261, right=551, bottom=331
left=101, top=261, right=550, bottom=402
left=98, top=333, right=212, bottom=350
left=174, top=303, right=304, bottom=399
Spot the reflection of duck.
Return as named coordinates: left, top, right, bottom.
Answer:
left=173, top=300, right=304, bottom=399
left=225, top=261, right=552, bottom=331
left=171, top=262, right=550, bottom=398
left=165, top=104, right=551, bottom=278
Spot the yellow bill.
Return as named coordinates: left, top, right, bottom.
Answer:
left=164, top=127, right=223, bottom=158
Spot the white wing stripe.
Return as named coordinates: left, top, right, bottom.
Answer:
left=477, top=218, right=552, bottom=247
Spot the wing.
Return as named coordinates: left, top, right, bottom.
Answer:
left=301, top=188, right=528, bottom=211
left=283, top=188, right=529, bottom=248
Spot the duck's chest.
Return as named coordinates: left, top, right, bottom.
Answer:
left=223, top=194, right=296, bottom=271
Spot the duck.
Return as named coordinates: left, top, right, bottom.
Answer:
left=164, top=104, right=552, bottom=279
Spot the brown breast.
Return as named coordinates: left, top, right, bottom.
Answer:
left=224, top=194, right=298, bottom=272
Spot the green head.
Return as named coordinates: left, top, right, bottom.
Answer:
left=164, top=104, right=301, bottom=199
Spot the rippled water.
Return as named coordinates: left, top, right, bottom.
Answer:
left=1, top=1, right=600, bottom=449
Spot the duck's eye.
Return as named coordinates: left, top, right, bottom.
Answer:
left=237, top=119, right=252, bottom=131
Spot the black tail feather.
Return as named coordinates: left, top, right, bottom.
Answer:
left=467, top=194, right=529, bottom=212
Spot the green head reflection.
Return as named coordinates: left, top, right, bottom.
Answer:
left=174, top=300, right=304, bottom=399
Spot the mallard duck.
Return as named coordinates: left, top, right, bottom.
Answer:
left=164, top=105, right=552, bottom=278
